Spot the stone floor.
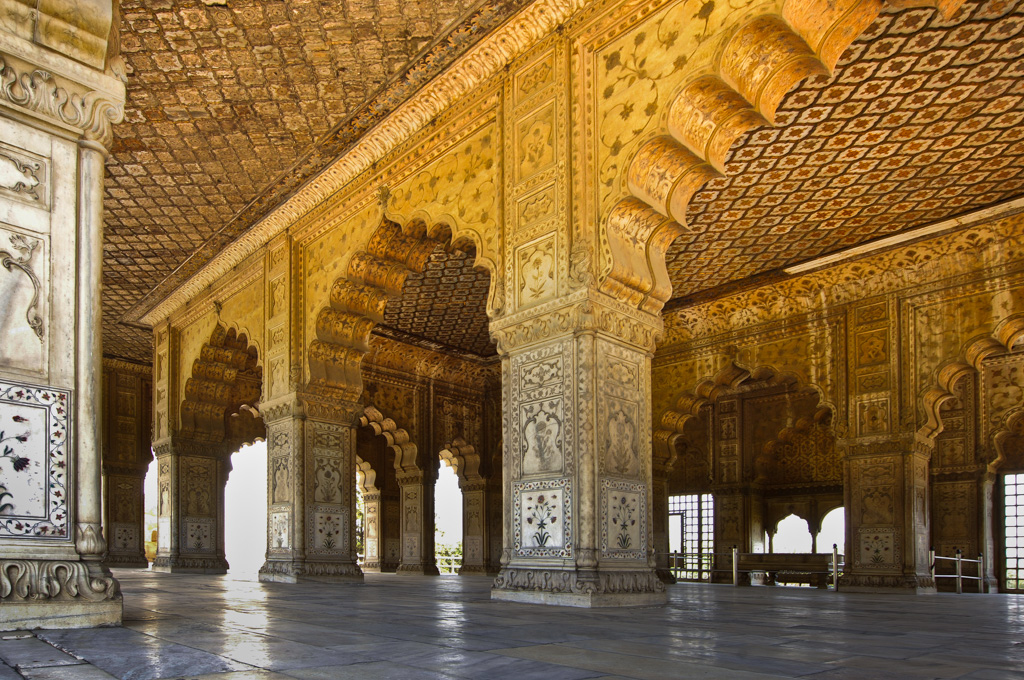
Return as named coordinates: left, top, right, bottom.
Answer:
left=1, top=570, right=1022, bottom=680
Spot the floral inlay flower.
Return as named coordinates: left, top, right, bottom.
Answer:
left=0, top=422, right=32, bottom=513
left=525, top=493, right=558, bottom=547
left=611, top=494, right=637, bottom=549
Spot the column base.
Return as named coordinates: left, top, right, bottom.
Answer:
left=396, top=564, right=440, bottom=575
left=491, top=567, right=667, bottom=607
left=458, top=564, right=489, bottom=575
left=259, top=559, right=363, bottom=583
left=104, top=555, right=149, bottom=569
left=1, top=598, right=123, bottom=631
left=152, top=556, right=228, bottom=574
left=0, top=560, right=122, bottom=630
left=840, top=573, right=936, bottom=592
left=655, top=568, right=677, bottom=584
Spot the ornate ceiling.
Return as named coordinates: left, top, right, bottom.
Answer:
left=102, top=0, right=524, bottom=362
left=102, top=0, right=1023, bottom=363
left=671, top=0, right=1024, bottom=305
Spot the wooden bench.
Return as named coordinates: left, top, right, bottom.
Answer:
left=736, top=553, right=833, bottom=588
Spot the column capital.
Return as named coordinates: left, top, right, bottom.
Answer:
left=298, top=387, right=362, bottom=424
left=490, top=287, right=664, bottom=355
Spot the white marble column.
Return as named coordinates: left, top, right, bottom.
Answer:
left=0, top=0, right=126, bottom=629
left=490, top=290, right=666, bottom=607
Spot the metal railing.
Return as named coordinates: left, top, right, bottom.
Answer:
left=667, top=551, right=731, bottom=581
left=437, top=556, right=462, bottom=574
left=669, top=545, right=844, bottom=590
left=930, top=548, right=985, bottom=594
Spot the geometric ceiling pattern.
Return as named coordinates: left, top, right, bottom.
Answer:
left=100, top=0, right=1024, bottom=362
left=101, top=0, right=521, bottom=362
left=671, top=0, right=1024, bottom=304
left=379, top=245, right=496, bottom=358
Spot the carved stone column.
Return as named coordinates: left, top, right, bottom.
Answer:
left=361, top=490, right=383, bottom=571
left=841, top=436, right=933, bottom=590
left=491, top=290, right=666, bottom=606
left=152, top=436, right=231, bottom=573
left=260, top=396, right=306, bottom=580
left=395, top=466, right=439, bottom=575
left=101, top=360, right=153, bottom=569
left=459, top=480, right=489, bottom=574
left=0, top=0, right=126, bottom=630
left=260, top=392, right=363, bottom=582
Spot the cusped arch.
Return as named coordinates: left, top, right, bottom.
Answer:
left=179, top=323, right=265, bottom=446
left=601, top=0, right=963, bottom=313
left=355, top=454, right=378, bottom=494
left=439, top=437, right=481, bottom=482
left=359, top=405, right=419, bottom=474
left=918, top=314, right=1024, bottom=444
left=992, top=410, right=1024, bottom=474
left=655, top=361, right=834, bottom=470
left=308, top=216, right=494, bottom=400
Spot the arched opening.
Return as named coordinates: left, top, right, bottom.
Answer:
left=155, top=324, right=265, bottom=575
left=143, top=457, right=157, bottom=565
left=224, top=440, right=268, bottom=578
left=771, top=514, right=812, bottom=554
left=816, top=506, right=845, bottom=556
left=434, top=459, right=462, bottom=575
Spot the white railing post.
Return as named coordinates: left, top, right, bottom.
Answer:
left=929, top=547, right=936, bottom=585
left=732, top=546, right=738, bottom=586
left=955, top=548, right=963, bottom=594
left=832, top=543, right=840, bottom=592
left=978, top=552, right=985, bottom=593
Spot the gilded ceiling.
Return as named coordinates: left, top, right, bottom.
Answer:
left=670, top=0, right=1024, bottom=305
left=102, top=0, right=522, bottom=362
left=101, top=0, right=1023, bottom=363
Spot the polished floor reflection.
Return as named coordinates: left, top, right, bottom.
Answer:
left=2, top=570, right=1023, bottom=679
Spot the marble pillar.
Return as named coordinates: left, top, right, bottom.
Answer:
left=841, top=436, right=933, bottom=591
left=0, top=0, right=126, bottom=630
left=152, top=437, right=231, bottom=574
left=396, top=467, right=439, bottom=575
left=100, top=360, right=153, bottom=569
left=490, top=290, right=667, bottom=607
left=259, top=393, right=363, bottom=582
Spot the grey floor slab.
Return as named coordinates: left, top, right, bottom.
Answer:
left=13, top=570, right=1024, bottom=680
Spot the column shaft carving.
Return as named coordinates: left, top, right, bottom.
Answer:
left=101, top=360, right=153, bottom=569
left=491, top=291, right=666, bottom=606
left=151, top=436, right=231, bottom=574
left=260, top=392, right=363, bottom=582
left=841, top=436, right=932, bottom=591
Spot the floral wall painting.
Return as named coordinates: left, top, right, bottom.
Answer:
left=522, top=401, right=563, bottom=475
left=601, top=480, right=646, bottom=560
left=514, top=479, right=571, bottom=558
left=517, top=236, right=556, bottom=306
left=604, top=399, right=639, bottom=477
left=0, top=380, right=70, bottom=539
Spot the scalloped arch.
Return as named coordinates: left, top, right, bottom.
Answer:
left=654, top=360, right=835, bottom=470
left=179, top=323, right=265, bottom=446
left=600, top=0, right=963, bottom=314
left=918, top=314, right=1024, bottom=444
left=359, top=405, right=419, bottom=473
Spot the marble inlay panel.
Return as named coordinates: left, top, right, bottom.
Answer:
left=0, top=380, right=70, bottom=538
